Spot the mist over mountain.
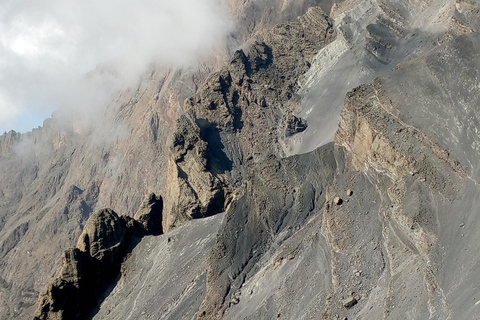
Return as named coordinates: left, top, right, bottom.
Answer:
left=1, top=0, right=480, bottom=319
left=0, top=0, right=233, bottom=134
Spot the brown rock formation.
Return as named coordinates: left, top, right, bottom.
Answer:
left=34, top=199, right=163, bottom=320
left=0, top=2, right=329, bottom=318
left=162, top=7, right=335, bottom=232
left=133, top=193, right=163, bottom=236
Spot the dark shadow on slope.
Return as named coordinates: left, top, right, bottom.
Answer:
left=198, top=142, right=337, bottom=319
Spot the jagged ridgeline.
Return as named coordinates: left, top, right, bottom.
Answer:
left=34, top=6, right=336, bottom=319
left=1, top=0, right=480, bottom=319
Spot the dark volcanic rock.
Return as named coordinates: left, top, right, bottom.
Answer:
left=34, top=249, right=89, bottom=320
left=7, top=0, right=480, bottom=319
left=0, top=1, right=330, bottom=318
left=162, top=6, right=335, bottom=232
left=34, top=207, right=148, bottom=320
left=92, top=213, right=226, bottom=320
left=284, top=114, right=308, bottom=137
left=157, top=6, right=337, bottom=318
left=200, top=143, right=337, bottom=319
left=133, top=193, right=163, bottom=236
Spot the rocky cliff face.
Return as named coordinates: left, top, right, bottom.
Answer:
left=0, top=1, right=328, bottom=319
left=163, top=6, right=335, bottom=232
left=0, top=67, right=183, bottom=319
left=2, top=0, right=480, bottom=319
left=90, top=1, right=480, bottom=319
left=34, top=194, right=163, bottom=320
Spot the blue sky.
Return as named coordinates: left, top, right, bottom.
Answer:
left=2, top=110, right=52, bottom=134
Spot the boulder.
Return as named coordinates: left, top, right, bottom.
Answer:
left=285, top=114, right=308, bottom=137
left=342, top=296, right=357, bottom=308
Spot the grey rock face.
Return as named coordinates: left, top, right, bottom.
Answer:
left=162, top=6, right=335, bottom=233
left=92, top=213, right=225, bottom=320
left=201, top=144, right=337, bottom=319
left=75, top=2, right=480, bottom=319
left=166, top=2, right=480, bottom=320
left=151, top=6, right=337, bottom=318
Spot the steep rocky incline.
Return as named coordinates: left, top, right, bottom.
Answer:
left=166, top=1, right=480, bottom=319
left=0, top=1, right=329, bottom=319
left=5, top=0, right=480, bottom=319
left=33, top=6, right=337, bottom=319
left=92, top=213, right=226, bottom=320
left=292, top=0, right=469, bottom=154
left=317, top=32, right=480, bottom=320
left=0, top=67, right=187, bottom=320
left=205, top=19, right=480, bottom=320
left=162, top=6, right=335, bottom=231
left=35, top=0, right=480, bottom=318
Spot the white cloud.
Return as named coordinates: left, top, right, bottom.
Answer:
left=0, top=0, right=233, bottom=133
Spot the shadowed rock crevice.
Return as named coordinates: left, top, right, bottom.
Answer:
left=195, top=118, right=234, bottom=175
left=162, top=6, right=335, bottom=233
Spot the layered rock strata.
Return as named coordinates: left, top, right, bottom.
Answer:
left=22, top=0, right=480, bottom=319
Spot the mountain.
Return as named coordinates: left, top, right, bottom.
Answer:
left=1, top=0, right=480, bottom=319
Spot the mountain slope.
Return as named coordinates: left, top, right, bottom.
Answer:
left=2, top=0, right=480, bottom=319
left=0, top=1, right=329, bottom=319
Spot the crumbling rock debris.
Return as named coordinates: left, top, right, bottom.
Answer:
left=285, top=114, right=308, bottom=137
left=163, top=6, right=334, bottom=236
left=23, top=1, right=480, bottom=320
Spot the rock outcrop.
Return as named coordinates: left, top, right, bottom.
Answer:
left=162, top=1, right=480, bottom=319
left=150, top=6, right=337, bottom=318
left=162, top=6, right=335, bottom=232
left=34, top=196, right=163, bottom=320
left=134, top=193, right=163, bottom=236
left=4, top=0, right=480, bottom=319
left=33, top=249, right=89, bottom=320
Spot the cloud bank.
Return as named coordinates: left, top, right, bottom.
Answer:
left=0, top=0, right=233, bottom=133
